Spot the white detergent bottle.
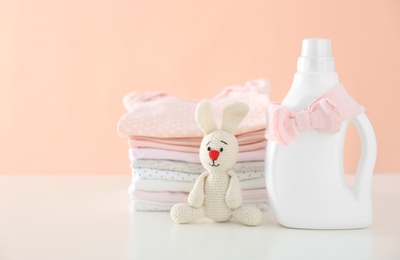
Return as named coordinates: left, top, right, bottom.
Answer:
left=266, top=38, right=377, bottom=229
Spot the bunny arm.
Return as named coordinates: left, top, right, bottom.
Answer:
left=225, top=170, right=243, bottom=209
left=188, top=171, right=209, bottom=208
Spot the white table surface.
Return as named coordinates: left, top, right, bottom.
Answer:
left=0, top=174, right=399, bottom=260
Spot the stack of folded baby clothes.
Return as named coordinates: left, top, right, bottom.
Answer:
left=117, top=79, right=270, bottom=211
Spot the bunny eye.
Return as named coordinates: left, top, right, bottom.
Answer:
left=219, top=148, right=223, bottom=152
left=207, top=147, right=211, bottom=151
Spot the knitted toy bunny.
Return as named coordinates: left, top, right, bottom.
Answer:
left=170, top=100, right=262, bottom=226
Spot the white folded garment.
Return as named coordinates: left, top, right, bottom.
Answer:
left=131, top=160, right=265, bottom=174
left=132, top=167, right=265, bottom=182
left=129, top=176, right=266, bottom=193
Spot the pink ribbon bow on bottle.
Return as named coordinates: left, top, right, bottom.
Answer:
left=265, top=84, right=365, bottom=146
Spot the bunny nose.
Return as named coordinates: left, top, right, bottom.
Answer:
left=209, top=150, right=220, bottom=161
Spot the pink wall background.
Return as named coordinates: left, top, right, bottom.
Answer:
left=0, top=0, right=399, bottom=175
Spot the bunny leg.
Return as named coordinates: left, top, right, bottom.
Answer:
left=170, top=203, right=205, bottom=224
left=232, top=206, right=262, bottom=226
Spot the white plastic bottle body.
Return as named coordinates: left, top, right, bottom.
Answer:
left=266, top=39, right=377, bottom=229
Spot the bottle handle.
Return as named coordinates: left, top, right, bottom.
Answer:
left=351, top=113, right=377, bottom=207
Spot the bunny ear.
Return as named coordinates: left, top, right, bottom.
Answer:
left=195, top=100, right=218, bottom=135
left=221, top=102, right=249, bottom=134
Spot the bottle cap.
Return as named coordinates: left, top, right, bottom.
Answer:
left=297, top=38, right=335, bottom=72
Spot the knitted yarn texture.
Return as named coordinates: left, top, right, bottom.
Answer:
left=170, top=100, right=262, bottom=226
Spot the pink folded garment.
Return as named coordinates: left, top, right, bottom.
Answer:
left=132, top=201, right=269, bottom=212
left=129, top=129, right=266, bottom=145
left=130, top=189, right=268, bottom=204
left=128, top=139, right=267, bottom=153
left=118, top=79, right=270, bottom=138
left=129, top=148, right=266, bottom=163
